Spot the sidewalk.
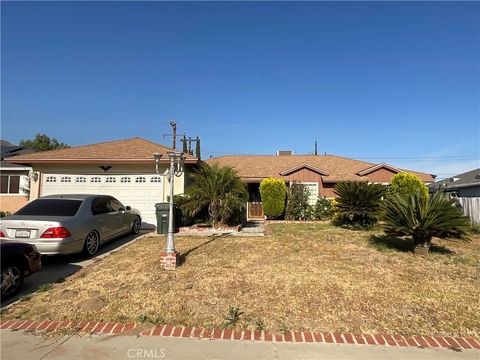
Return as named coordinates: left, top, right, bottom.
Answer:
left=1, top=330, right=477, bottom=360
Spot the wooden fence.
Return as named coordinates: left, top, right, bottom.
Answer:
left=457, top=197, right=480, bottom=225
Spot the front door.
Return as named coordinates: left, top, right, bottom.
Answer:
left=248, top=202, right=264, bottom=219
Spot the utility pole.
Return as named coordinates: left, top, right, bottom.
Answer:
left=314, top=141, right=318, bottom=155
left=169, top=121, right=177, bottom=150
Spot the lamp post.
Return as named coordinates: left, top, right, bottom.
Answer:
left=154, top=151, right=185, bottom=269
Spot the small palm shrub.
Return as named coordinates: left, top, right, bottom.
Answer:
left=333, top=181, right=386, bottom=230
left=285, top=182, right=311, bottom=220
left=387, top=172, right=429, bottom=200
left=313, top=197, right=333, bottom=220
left=259, top=178, right=287, bottom=219
left=383, top=191, right=470, bottom=254
left=181, top=163, right=248, bottom=227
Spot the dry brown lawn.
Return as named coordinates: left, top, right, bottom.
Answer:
left=4, top=224, right=480, bottom=337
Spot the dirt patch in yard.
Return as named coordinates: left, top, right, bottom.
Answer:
left=3, top=224, right=480, bottom=337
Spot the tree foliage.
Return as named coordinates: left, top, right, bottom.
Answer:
left=285, top=182, right=311, bottom=220
left=19, top=133, right=69, bottom=151
left=313, top=197, right=333, bottom=220
left=195, top=136, right=201, bottom=160
left=333, top=181, right=386, bottom=229
left=181, top=163, right=247, bottom=226
left=259, top=178, right=287, bottom=219
left=388, top=172, right=429, bottom=200
left=383, top=191, right=470, bottom=252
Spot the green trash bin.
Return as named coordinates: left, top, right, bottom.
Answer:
left=155, top=203, right=171, bottom=234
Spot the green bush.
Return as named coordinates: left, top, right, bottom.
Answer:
left=259, top=178, right=287, bottom=219
left=388, top=172, right=429, bottom=200
left=313, top=197, right=333, bottom=220
left=285, top=182, right=311, bottom=220
left=333, top=181, right=386, bottom=230
left=0, top=211, right=11, bottom=218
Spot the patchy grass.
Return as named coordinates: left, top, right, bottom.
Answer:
left=4, top=224, right=480, bottom=337
left=37, top=283, right=53, bottom=293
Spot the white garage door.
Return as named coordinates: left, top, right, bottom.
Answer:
left=41, top=174, right=164, bottom=227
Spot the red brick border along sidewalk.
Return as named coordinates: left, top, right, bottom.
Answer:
left=1, top=319, right=479, bottom=351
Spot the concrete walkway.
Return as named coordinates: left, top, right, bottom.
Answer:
left=235, top=221, right=264, bottom=236
left=1, top=330, right=477, bottom=360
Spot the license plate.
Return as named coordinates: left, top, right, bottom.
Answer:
left=15, top=230, right=31, bottom=238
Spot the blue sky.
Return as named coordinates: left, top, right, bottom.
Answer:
left=2, top=1, right=479, bottom=179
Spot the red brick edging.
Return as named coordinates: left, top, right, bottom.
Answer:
left=1, top=319, right=479, bottom=350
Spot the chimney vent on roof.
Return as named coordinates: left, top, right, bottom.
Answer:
left=276, top=150, right=294, bottom=156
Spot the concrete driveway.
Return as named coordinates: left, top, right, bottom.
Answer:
left=1, top=230, right=152, bottom=308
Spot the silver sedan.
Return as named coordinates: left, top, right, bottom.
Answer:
left=0, top=194, right=142, bottom=256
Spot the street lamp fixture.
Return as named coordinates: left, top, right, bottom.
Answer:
left=154, top=151, right=186, bottom=270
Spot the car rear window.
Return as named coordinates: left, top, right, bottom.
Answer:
left=15, top=199, right=83, bottom=217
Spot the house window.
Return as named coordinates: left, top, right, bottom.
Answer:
left=106, top=177, right=116, bottom=183
left=75, top=176, right=86, bottom=183
left=120, top=176, right=131, bottom=183
left=150, top=176, right=162, bottom=183
left=45, top=176, right=57, bottom=183
left=60, top=176, right=72, bottom=183
left=301, top=182, right=319, bottom=205
left=135, top=176, right=146, bottom=183
left=0, top=175, right=20, bottom=194
left=90, top=176, right=101, bottom=183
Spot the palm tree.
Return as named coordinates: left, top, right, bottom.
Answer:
left=182, top=163, right=247, bottom=227
left=333, top=181, right=386, bottom=229
left=383, top=191, right=470, bottom=254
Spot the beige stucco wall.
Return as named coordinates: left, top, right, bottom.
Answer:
left=28, top=163, right=192, bottom=201
left=0, top=195, right=29, bottom=213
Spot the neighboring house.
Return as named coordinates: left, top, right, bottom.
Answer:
left=10, top=137, right=199, bottom=227
left=206, top=152, right=435, bottom=220
left=0, top=140, right=36, bottom=213
left=428, top=168, right=480, bottom=197
left=428, top=168, right=480, bottom=225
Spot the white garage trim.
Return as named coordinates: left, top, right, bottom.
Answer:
left=40, top=174, right=165, bottom=227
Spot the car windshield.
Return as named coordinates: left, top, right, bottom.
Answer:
left=15, top=199, right=83, bottom=217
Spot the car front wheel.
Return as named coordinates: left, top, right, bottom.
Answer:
left=1, top=264, right=24, bottom=299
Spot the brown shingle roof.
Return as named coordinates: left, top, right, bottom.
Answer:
left=10, top=137, right=198, bottom=164
left=205, top=155, right=435, bottom=182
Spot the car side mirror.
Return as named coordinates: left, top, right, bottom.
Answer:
left=125, top=206, right=131, bottom=211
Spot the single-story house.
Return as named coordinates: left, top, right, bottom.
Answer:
left=206, top=153, right=436, bottom=219
left=9, top=137, right=199, bottom=227
left=0, top=140, right=36, bottom=213
left=428, top=168, right=480, bottom=198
